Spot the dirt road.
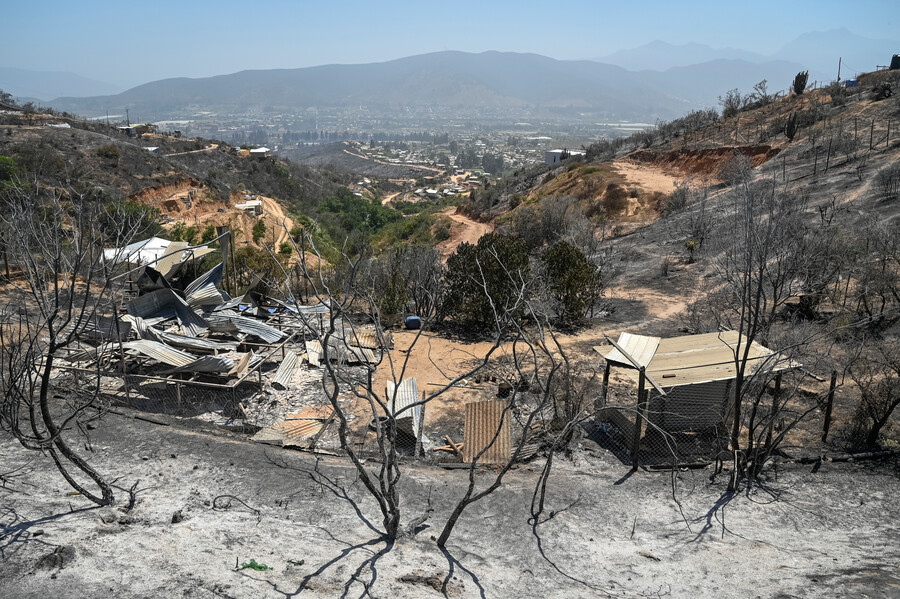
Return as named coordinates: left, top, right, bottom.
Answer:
left=163, top=143, right=218, bottom=157
left=437, top=208, right=493, bottom=257
left=341, top=146, right=444, bottom=174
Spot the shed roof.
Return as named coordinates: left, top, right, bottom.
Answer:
left=603, top=332, right=659, bottom=368
left=596, top=330, right=795, bottom=388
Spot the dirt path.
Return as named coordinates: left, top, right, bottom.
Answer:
left=381, top=192, right=400, bottom=206
left=612, top=159, right=680, bottom=195
left=437, top=208, right=493, bottom=257
left=163, top=143, right=218, bottom=157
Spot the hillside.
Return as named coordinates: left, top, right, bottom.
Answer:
left=0, top=110, right=377, bottom=257
left=467, top=68, right=900, bottom=335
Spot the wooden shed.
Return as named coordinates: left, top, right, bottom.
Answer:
left=594, top=331, right=796, bottom=465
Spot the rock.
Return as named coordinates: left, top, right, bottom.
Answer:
left=171, top=510, right=184, bottom=524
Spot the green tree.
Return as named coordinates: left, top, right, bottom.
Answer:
left=201, top=224, right=217, bottom=244
left=541, top=240, right=599, bottom=324
left=441, top=232, right=530, bottom=329
left=252, top=218, right=266, bottom=244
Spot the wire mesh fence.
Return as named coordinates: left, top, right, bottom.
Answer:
left=58, top=369, right=263, bottom=420
left=596, top=381, right=733, bottom=467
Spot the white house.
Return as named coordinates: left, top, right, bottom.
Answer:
left=544, top=149, right=585, bottom=165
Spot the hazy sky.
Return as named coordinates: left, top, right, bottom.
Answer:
left=5, top=0, right=899, bottom=89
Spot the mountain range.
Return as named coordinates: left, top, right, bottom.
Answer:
left=596, top=28, right=897, bottom=76
left=3, top=28, right=896, bottom=124
left=43, top=52, right=698, bottom=122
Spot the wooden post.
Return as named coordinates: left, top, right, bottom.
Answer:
left=631, top=368, right=647, bottom=470
left=825, top=138, right=832, bottom=172
left=175, top=381, right=182, bottom=407
left=415, top=390, right=426, bottom=458
left=601, top=362, right=611, bottom=403
left=822, top=370, right=837, bottom=443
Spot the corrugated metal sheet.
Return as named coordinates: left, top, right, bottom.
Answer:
left=463, top=400, right=511, bottom=464
left=122, top=340, right=195, bottom=367
left=66, top=342, right=116, bottom=363
left=169, top=354, right=239, bottom=374
left=346, top=331, right=387, bottom=350
left=120, top=314, right=150, bottom=339
left=187, top=285, right=227, bottom=308
left=305, top=339, right=322, bottom=366
left=298, top=302, right=330, bottom=315
left=205, top=313, right=284, bottom=343
left=271, top=351, right=299, bottom=389
left=386, top=378, right=421, bottom=436
left=326, top=338, right=377, bottom=364
left=146, top=329, right=239, bottom=354
left=603, top=333, right=660, bottom=368
left=79, top=317, right=132, bottom=342
left=127, top=289, right=209, bottom=337
left=265, top=296, right=329, bottom=315
left=251, top=406, right=333, bottom=446
left=230, top=315, right=284, bottom=344
left=184, top=261, right=224, bottom=305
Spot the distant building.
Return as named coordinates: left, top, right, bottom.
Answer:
left=544, top=149, right=585, bottom=165
left=235, top=199, right=263, bottom=215
left=249, top=147, right=271, bottom=159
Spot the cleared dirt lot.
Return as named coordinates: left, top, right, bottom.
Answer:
left=2, top=406, right=899, bottom=599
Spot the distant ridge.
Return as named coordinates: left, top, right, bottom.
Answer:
left=48, top=51, right=696, bottom=121
left=0, top=67, right=121, bottom=101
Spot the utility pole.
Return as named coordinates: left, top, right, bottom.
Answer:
left=126, top=108, right=130, bottom=126
left=837, top=57, right=842, bottom=82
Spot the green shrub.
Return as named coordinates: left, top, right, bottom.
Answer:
left=252, top=219, right=266, bottom=244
